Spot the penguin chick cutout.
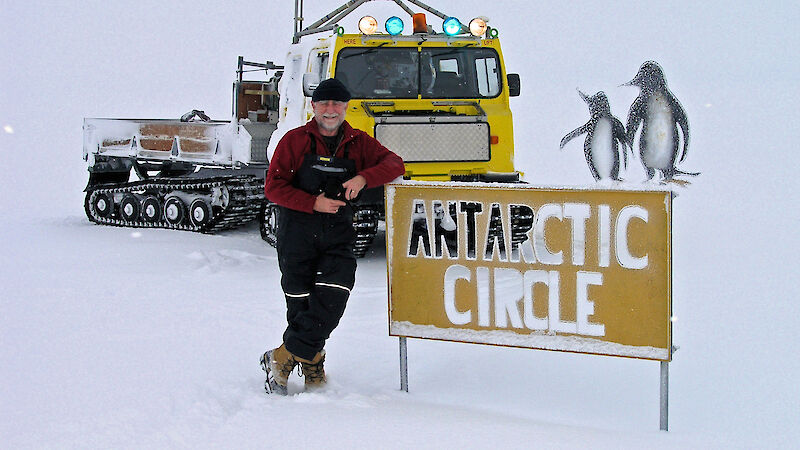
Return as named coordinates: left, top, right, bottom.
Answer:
left=560, top=89, right=631, bottom=181
left=623, top=61, right=698, bottom=180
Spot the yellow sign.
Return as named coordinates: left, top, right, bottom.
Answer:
left=386, top=183, right=672, bottom=361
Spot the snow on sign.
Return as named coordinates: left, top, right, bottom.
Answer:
left=386, top=182, right=672, bottom=361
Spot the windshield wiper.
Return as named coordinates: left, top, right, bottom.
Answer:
left=340, top=42, right=389, bottom=59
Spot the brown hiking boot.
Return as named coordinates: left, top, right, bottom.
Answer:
left=260, top=344, right=298, bottom=395
left=298, top=350, right=326, bottom=390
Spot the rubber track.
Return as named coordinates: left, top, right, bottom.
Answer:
left=85, top=175, right=264, bottom=233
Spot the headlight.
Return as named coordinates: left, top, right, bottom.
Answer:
left=358, top=16, right=378, bottom=35
left=469, top=17, right=487, bottom=37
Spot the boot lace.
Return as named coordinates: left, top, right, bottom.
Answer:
left=276, top=356, right=298, bottom=379
left=301, top=357, right=326, bottom=384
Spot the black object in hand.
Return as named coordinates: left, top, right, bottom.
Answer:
left=324, top=178, right=345, bottom=200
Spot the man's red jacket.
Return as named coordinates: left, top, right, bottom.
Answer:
left=264, top=119, right=405, bottom=214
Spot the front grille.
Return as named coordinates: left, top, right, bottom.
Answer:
left=375, top=122, right=489, bottom=162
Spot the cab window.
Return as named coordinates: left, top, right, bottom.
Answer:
left=335, top=47, right=502, bottom=100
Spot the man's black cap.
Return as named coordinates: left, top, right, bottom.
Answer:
left=312, top=78, right=351, bottom=103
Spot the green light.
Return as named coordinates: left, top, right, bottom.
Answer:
left=337, top=26, right=345, bottom=36
left=442, top=17, right=461, bottom=36
left=488, top=27, right=498, bottom=38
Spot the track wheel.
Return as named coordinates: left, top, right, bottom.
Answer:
left=259, top=202, right=280, bottom=247
left=164, top=196, right=186, bottom=225
left=92, top=193, right=114, bottom=218
left=120, top=194, right=140, bottom=222
left=189, top=199, right=212, bottom=227
left=141, top=196, right=161, bottom=222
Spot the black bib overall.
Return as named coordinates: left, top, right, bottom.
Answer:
left=277, top=136, right=358, bottom=361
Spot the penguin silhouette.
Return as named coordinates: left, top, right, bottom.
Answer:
left=560, top=89, right=630, bottom=181
left=623, top=61, right=698, bottom=180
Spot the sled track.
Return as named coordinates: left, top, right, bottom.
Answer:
left=84, top=175, right=264, bottom=233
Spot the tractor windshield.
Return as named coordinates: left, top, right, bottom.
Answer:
left=335, top=47, right=502, bottom=99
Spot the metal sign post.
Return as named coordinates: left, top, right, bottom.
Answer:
left=399, top=337, right=409, bottom=392
left=660, top=360, right=669, bottom=431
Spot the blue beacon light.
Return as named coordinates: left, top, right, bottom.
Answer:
left=385, top=16, right=404, bottom=35
left=442, top=17, right=462, bottom=36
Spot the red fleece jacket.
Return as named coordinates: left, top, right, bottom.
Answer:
left=264, top=119, right=405, bottom=213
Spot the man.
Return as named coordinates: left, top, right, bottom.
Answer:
left=261, top=78, right=405, bottom=395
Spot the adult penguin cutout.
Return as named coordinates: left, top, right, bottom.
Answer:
left=623, top=61, right=698, bottom=181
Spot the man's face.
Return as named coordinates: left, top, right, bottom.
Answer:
left=312, top=100, right=348, bottom=135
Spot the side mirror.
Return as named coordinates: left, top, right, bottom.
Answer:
left=507, top=73, right=521, bottom=97
left=303, top=73, right=320, bottom=97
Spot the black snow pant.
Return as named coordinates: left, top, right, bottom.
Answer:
left=276, top=206, right=357, bottom=361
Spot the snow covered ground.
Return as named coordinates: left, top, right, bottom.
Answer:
left=2, top=1, right=799, bottom=448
